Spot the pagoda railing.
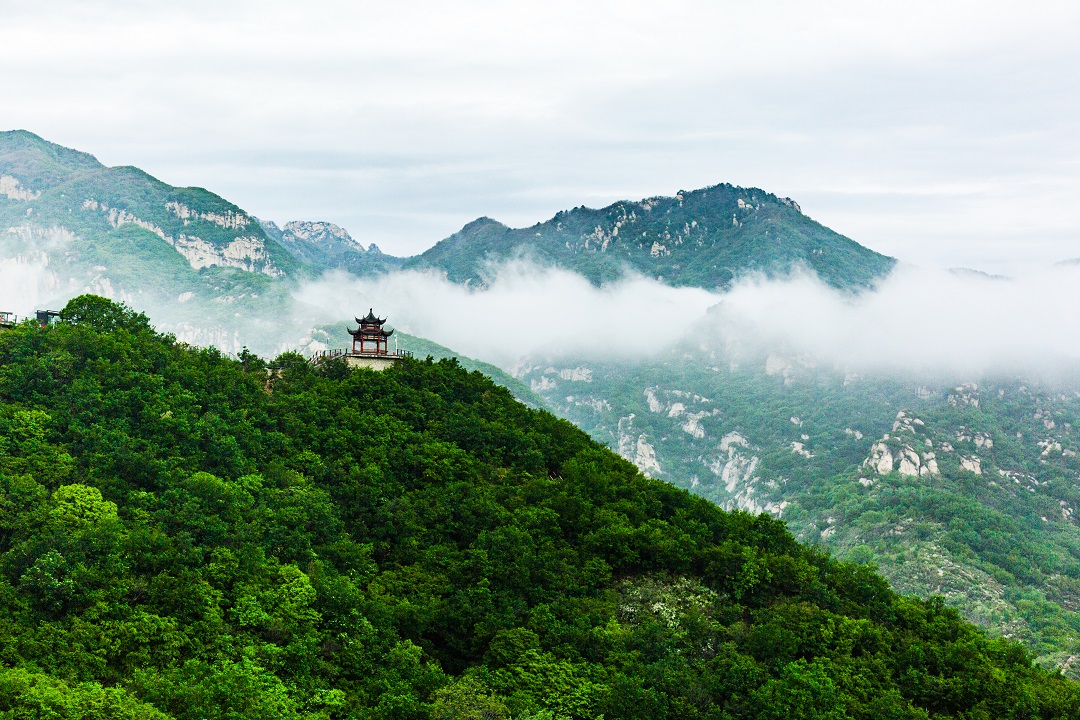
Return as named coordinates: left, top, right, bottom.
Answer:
left=308, top=347, right=413, bottom=364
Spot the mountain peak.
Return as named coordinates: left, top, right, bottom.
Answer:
left=0, top=131, right=298, bottom=281
left=282, top=220, right=362, bottom=248
left=0, top=130, right=104, bottom=188
left=461, top=216, right=509, bottom=232
left=407, top=183, right=894, bottom=290
left=261, top=219, right=401, bottom=275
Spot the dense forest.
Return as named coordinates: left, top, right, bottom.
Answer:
left=521, top=351, right=1080, bottom=667
left=0, top=296, right=1078, bottom=719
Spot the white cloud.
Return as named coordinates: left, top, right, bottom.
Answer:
left=0, top=256, right=55, bottom=317
left=296, top=260, right=1080, bottom=381
left=8, top=242, right=1080, bottom=383
left=702, top=264, right=1080, bottom=379
left=295, top=262, right=718, bottom=367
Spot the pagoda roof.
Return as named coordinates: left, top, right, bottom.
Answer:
left=356, top=308, right=387, bottom=326
left=349, top=325, right=393, bottom=338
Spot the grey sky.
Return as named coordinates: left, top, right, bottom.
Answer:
left=2, top=0, right=1078, bottom=271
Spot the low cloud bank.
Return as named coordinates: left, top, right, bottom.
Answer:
left=295, top=262, right=719, bottom=367
left=7, top=249, right=1080, bottom=382
left=298, top=261, right=1080, bottom=380
left=705, top=264, right=1080, bottom=379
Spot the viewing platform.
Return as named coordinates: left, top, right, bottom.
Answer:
left=0, top=309, right=60, bottom=330
left=308, top=346, right=413, bottom=371
left=307, top=309, right=412, bottom=371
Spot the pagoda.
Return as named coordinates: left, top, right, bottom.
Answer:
left=307, top=309, right=411, bottom=371
left=349, top=309, right=393, bottom=355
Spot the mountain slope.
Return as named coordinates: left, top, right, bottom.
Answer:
left=0, top=130, right=296, bottom=279
left=514, top=347, right=1080, bottom=673
left=406, top=184, right=895, bottom=289
left=0, top=295, right=1077, bottom=719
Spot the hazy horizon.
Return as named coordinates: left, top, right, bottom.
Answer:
left=2, top=1, right=1078, bottom=274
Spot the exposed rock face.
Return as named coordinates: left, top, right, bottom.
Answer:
left=633, top=435, right=662, bottom=477
left=863, top=411, right=940, bottom=478
left=948, top=383, right=980, bottom=408
left=710, top=430, right=786, bottom=517
left=82, top=198, right=282, bottom=277
left=867, top=440, right=896, bottom=475
left=559, top=366, right=593, bottom=382
left=712, top=432, right=758, bottom=493
left=530, top=376, right=556, bottom=392
left=174, top=234, right=279, bottom=276
left=1039, top=439, right=1063, bottom=457
left=898, top=448, right=921, bottom=476
left=0, top=175, right=40, bottom=201
left=681, top=410, right=712, bottom=439
left=166, top=201, right=251, bottom=230
left=616, top=414, right=662, bottom=477
left=960, top=456, right=982, bottom=475
left=643, top=387, right=664, bottom=413
left=281, top=220, right=369, bottom=249
left=566, top=395, right=610, bottom=413
left=255, top=217, right=399, bottom=277
left=765, top=355, right=790, bottom=377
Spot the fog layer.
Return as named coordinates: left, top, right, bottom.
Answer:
left=297, top=261, right=1080, bottom=379
left=295, top=263, right=719, bottom=367
left=7, top=251, right=1080, bottom=381
left=0, top=256, right=59, bottom=320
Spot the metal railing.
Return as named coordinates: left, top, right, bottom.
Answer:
left=1, top=310, right=65, bottom=329
left=307, top=347, right=414, bottom=364
left=307, top=348, right=350, bottom=364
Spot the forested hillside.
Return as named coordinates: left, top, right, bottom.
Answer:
left=517, top=349, right=1080, bottom=672
left=0, top=296, right=1077, bottom=719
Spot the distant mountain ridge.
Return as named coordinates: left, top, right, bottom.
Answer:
left=1, top=129, right=900, bottom=356
left=0, top=130, right=295, bottom=279
left=1, top=130, right=896, bottom=303
left=259, top=218, right=403, bottom=277
left=405, top=184, right=896, bottom=289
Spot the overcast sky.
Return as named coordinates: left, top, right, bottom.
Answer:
left=2, top=0, right=1078, bottom=271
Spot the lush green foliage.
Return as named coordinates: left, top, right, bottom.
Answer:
left=405, top=185, right=895, bottom=290
left=0, top=296, right=1076, bottom=718
left=516, top=348, right=1080, bottom=671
